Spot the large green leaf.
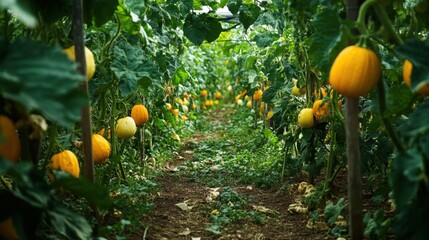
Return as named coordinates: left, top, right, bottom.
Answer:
left=396, top=38, right=429, bottom=93
left=308, top=6, right=348, bottom=76
left=238, top=4, right=261, bottom=30
left=398, top=100, right=429, bottom=139
left=45, top=202, right=92, bottom=240
left=0, top=39, right=87, bottom=128
left=111, top=42, right=160, bottom=97
left=227, top=0, right=242, bottom=14
left=384, top=85, right=413, bottom=118
left=51, top=172, right=113, bottom=210
left=0, top=0, right=37, bottom=27
left=390, top=148, right=425, bottom=210
left=253, top=33, right=280, bottom=48
left=183, top=13, right=223, bottom=45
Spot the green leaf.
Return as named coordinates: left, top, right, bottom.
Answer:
left=183, top=13, right=223, bottom=45
left=308, top=6, right=348, bottom=75
left=0, top=0, right=38, bottom=27
left=51, top=172, right=113, bottom=210
left=227, top=0, right=242, bottom=14
left=253, top=33, right=280, bottom=48
left=396, top=38, right=429, bottom=93
left=111, top=42, right=159, bottom=97
left=173, top=66, right=190, bottom=85
left=324, top=198, right=345, bottom=224
left=384, top=85, right=413, bottom=118
left=0, top=39, right=87, bottom=128
left=84, top=0, right=118, bottom=26
left=390, top=148, right=425, bottom=210
left=46, top=202, right=92, bottom=239
left=238, top=4, right=261, bottom=30
left=398, top=100, right=429, bottom=139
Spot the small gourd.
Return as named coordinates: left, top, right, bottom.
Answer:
left=298, top=108, right=314, bottom=128
left=115, top=117, right=137, bottom=139
left=49, top=150, right=80, bottom=179
left=131, top=104, right=149, bottom=126
left=201, top=90, right=208, bottom=98
left=63, top=45, right=96, bottom=80
left=403, top=60, right=429, bottom=95
left=0, top=115, right=21, bottom=162
left=91, top=134, right=110, bottom=164
left=246, top=100, right=252, bottom=109
left=253, top=90, right=263, bottom=102
left=329, top=45, right=380, bottom=98
left=215, top=92, right=222, bottom=99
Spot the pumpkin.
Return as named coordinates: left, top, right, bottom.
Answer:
left=237, top=99, right=244, bottom=106
left=298, top=108, right=314, bottom=128
left=63, top=45, right=96, bottom=80
left=215, top=92, right=222, bottom=99
left=180, top=115, right=188, bottom=121
left=181, top=105, right=189, bottom=113
left=227, top=85, right=233, bottom=92
left=403, top=60, right=429, bottom=95
left=91, top=134, right=110, bottom=164
left=49, top=150, right=80, bottom=179
left=259, top=102, right=265, bottom=115
left=292, top=86, right=301, bottom=96
left=246, top=100, right=252, bottom=109
left=253, top=89, right=263, bottom=102
left=312, top=100, right=330, bottom=122
left=183, top=92, right=189, bottom=99
left=0, top=217, right=18, bottom=240
left=166, top=103, right=173, bottom=110
left=329, top=45, right=380, bottom=98
left=131, top=104, right=149, bottom=126
left=171, top=108, right=179, bottom=118
left=115, top=117, right=137, bottom=139
left=97, top=128, right=111, bottom=138
left=214, top=100, right=220, bottom=105
left=191, top=104, right=197, bottom=110
left=201, top=90, right=208, bottom=97
left=0, top=116, right=20, bottom=162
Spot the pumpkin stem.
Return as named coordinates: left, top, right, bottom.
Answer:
left=356, top=0, right=378, bottom=35
left=371, top=1, right=403, bottom=45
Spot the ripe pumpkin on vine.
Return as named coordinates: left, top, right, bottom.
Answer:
left=253, top=89, right=263, bottom=102
left=298, top=108, right=314, bottom=128
left=48, top=150, right=80, bottom=180
left=115, top=117, right=137, bottom=139
left=91, top=134, right=110, bottom=164
left=403, top=60, right=429, bottom=95
left=329, top=45, right=380, bottom=98
left=313, top=100, right=330, bottom=122
left=0, top=115, right=21, bottom=162
left=63, top=45, right=96, bottom=80
left=131, top=104, right=149, bottom=126
left=201, top=90, right=208, bottom=97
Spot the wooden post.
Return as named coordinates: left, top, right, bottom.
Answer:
left=345, top=0, right=363, bottom=239
left=72, top=0, right=94, bottom=182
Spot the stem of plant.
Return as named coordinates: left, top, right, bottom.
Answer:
left=372, top=2, right=403, bottom=45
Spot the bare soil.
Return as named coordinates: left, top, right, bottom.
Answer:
left=132, top=108, right=333, bottom=240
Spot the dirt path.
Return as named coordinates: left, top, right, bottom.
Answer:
left=137, top=108, right=329, bottom=240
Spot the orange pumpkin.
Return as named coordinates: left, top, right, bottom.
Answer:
left=329, top=45, right=380, bottom=98
left=253, top=90, right=263, bottom=102
left=403, top=60, right=429, bottom=95
left=201, top=90, right=208, bottom=98
left=0, top=116, right=20, bottom=162
left=131, top=104, right=149, bottom=126
left=215, top=92, right=222, bottom=99
left=313, top=100, right=330, bottom=122
left=49, top=150, right=80, bottom=179
left=91, top=134, right=110, bottom=164
left=298, top=108, right=314, bottom=128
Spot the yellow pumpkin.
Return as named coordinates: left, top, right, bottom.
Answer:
left=91, top=134, right=110, bottom=164
left=312, top=100, right=330, bottom=122
left=166, top=103, right=173, bottom=110
left=191, top=104, right=197, bottom=110
left=201, top=90, right=208, bottom=98
left=329, top=45, right=380, bottom=98
left=266, top=111, right=274, bottom=120
left=403, top=60, right=429, bottom=95
left=0, top=217, right=18, bottom=240
left=0, top=116, right=20, bottom=162
left=115, top=117, right=137, bottom=139
left=246, top=100, right=252, bottom=109
left=298, top=108, right=314, bottom=128
left=253, top=89, right=263, bottom=102
left=131, top=104, right=149, bottom=126
left=171, top=108, right=179, bottom=118
left=180, top=115, right=188, bottom=121
left=215, top=92, right=222, bottom=99
left=49, top=150, right=80, bottom=179
left=291, top=86, right=301, bottom=96
left=63, top=45, right=96, bottom=80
